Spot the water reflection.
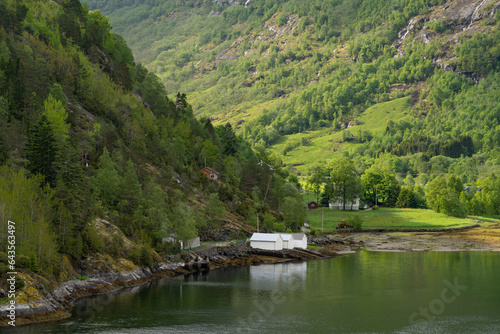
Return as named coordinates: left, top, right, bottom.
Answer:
left=249, top=262, right=307, bottom=291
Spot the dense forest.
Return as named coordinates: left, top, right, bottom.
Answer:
left=0, top=0, right=305, bottom=277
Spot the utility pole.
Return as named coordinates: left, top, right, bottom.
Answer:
left=375, top=187, right=378, bottom=206
left=322, top=206, right=324, bottom=233
left=257, top=213, right=259, bottom=233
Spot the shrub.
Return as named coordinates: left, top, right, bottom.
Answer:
left=29, top=254, right=40, bottom=274
left=15, top=277, right=24, bottom=290
left=86, top=225, right=105, bottom=253
left=16, top=255, right=30, bottom=268
left=317, top=120, right=329, bottom=127
left=140, top=247, right=153, bottom=267
left=273, top=222, right=286, bottom=232
left=129, top=248, right=141, bottom=265
left=372, top=205, right=379, bottom=210
left=0, top=263, right=7, bottom=276
left=346, top=214, right=364, bottom=229
left=0, top=252, right=8, bottom=264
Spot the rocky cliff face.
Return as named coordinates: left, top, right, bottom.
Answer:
left=394, top=0, right=499, bottom=70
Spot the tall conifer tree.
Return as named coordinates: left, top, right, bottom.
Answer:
left=26, top=114, right=58, bottom=185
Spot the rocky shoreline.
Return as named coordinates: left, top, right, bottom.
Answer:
left=0, top=243, right=338, bottom=327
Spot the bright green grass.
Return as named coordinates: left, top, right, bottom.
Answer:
left=306, top=207, right=481, bottom=232
left=302, top=192, right=317, bottom=203
left=269, top=97, right=412, bottom=173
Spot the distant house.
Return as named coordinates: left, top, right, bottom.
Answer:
left=184, top=237, right=201, bottom=249
left=464, top=186, right=482, bottom=195
left=163, top=235, right=201, bottom=250
left=200, top=167, right=219, bottom=180
left=307, top=201, right=318, bottom=210
left=329, top=197, right=360, bottom=210
left=81, top=153, right=90, bottom=168
left=250, top=233, right=284, bottom=250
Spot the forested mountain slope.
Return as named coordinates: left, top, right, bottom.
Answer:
left=84, top=0, right=500, bottom=179
left=0, top=0, right=305, bottom=278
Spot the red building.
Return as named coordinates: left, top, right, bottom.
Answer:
left=200, top=167, right=219, bottom=180
left=308, top=201, right=318, bottom=209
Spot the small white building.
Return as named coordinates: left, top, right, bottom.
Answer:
left=274, top=233, right=308, bottom=249
left=329, top=197, right=360, bottom=210
left=183, top=237, right=201, bottom=249
left=291, top=233, right=307, bottom=249
left=280, top=234, right=294, bottom=249
left=163, top=235, right=201, bottom=250
left=250, top=233, right=284, bottom=250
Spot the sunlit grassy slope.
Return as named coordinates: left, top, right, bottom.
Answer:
left=268, top=97, right=412, bottom=173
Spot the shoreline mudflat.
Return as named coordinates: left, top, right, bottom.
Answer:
left=323, top=223, right=500, bottom=252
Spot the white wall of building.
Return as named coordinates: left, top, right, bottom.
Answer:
left=184, top=237, right=200, bottom=249
left=281, top=235, right=294, bottom=249
left=250, top=239, right=283, bottom=250
left=292, top=234, right=308, bottom=249
left=329, top=197, right=360, bottom=210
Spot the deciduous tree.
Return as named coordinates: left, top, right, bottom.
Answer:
left=328, top=157, right=362, bottom=210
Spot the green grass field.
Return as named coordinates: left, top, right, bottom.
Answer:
left=306, top=207, right=488, bottom=232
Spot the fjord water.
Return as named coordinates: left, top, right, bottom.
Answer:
left=15, top=251, right=500, bottom=333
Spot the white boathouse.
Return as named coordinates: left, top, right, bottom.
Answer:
left=250, top=233, right=284, bottom=250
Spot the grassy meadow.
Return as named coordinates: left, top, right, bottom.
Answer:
left=306, top=207, right=491, bottom=232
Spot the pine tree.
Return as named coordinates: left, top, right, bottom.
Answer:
left=396, top=187, right=416, bottom=208
left=26, top=114, right=58, bottom=185
left=222, top=123, right=237, bottom=156
left=119, top=159, right=143, bottom=212
left=93, top=148, right=121, bottom=205
left=29, top=254, right=40, bottom=274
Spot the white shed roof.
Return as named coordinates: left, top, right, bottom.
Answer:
left=277, top=233, right=306, bottom=240
left=250, top=233, right=282, bottom=242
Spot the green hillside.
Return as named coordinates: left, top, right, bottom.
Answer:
left=84, top=0, right=500, bottom=179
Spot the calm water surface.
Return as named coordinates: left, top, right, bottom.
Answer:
left=11, top=251, right=500, bottom=333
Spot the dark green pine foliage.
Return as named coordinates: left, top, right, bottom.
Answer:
left=26, top=114, right=58, bottom=185
left=29, top=254, right=40, bottom=274
left=175, top=92, right=188, bottom=113
left=396, top=187, right=417, bottom=208
left=0, top=1, right=28, bottom=33
left=204, top=118, right=217, bottom=142
left=220, top=123, right=238, bottom=156
left=119, top=159, right=143, bottom=213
